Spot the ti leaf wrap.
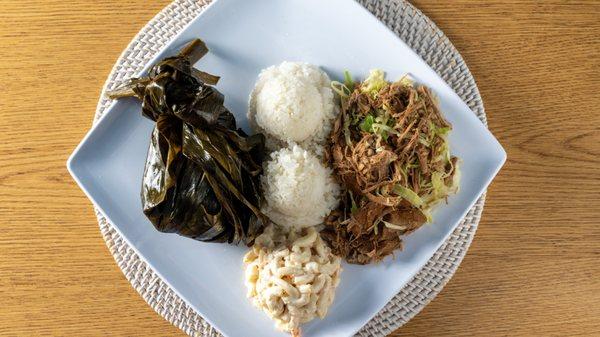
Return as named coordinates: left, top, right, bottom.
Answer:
left=108, top=39, right=266, bottom=245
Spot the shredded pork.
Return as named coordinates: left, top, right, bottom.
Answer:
left=322, top=72, right=459, bottom=264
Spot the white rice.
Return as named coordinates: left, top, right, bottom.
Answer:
left=248, top=61, right=335, bottom=156
left=260, top=144, right=340, bottom=230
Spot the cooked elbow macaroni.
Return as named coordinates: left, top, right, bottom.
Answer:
left=243, top=224, right=342, bottom=334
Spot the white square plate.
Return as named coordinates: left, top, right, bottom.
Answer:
left=68, top=0, right=506, bottom=336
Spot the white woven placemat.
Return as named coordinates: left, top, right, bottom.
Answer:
left=94, top=1, right=487, bottom=336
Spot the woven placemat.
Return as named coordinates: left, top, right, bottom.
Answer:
left=94, top=1, right=487, bottom=336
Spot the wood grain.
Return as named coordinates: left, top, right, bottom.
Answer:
left=0, top=0, right=598, bottom=336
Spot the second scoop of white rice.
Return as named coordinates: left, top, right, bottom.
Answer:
left=261, top=144, right=340, bottom=230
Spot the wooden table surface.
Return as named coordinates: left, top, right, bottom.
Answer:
left=1, top=1, right=599, bottom=336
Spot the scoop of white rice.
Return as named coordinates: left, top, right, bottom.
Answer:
left=261, top=144, right=340, bottom=229
left=249, top=61, right=335, bottom=153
